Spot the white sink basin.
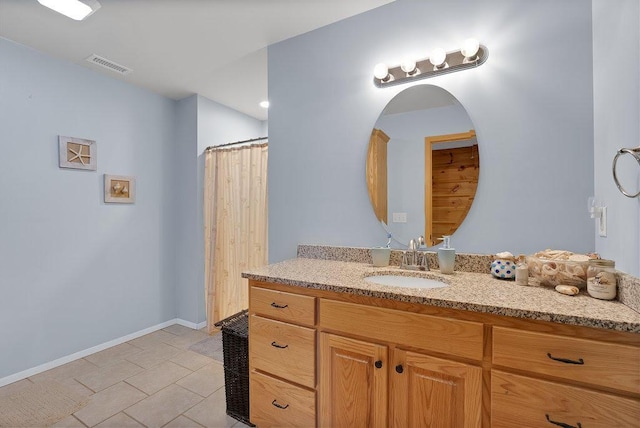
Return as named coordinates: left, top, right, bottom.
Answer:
left=364, top=275, right=448, bottom=289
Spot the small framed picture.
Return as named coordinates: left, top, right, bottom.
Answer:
left=59, top=136, right=96, bottom=170
left=104, top=174, right=135, bottom=203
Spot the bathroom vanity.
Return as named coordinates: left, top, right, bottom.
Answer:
left=243, top=255, right=640, bottom=427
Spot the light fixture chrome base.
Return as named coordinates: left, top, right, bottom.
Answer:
left=374, top=45, right=488, bottom=88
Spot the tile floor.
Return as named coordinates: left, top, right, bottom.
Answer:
left=0, top=324, right=249, bottom=427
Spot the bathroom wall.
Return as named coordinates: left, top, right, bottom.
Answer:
left=175, top=95, right=266, bottom=325
left=592, top=0, right=640, bottom=276
left=268, top=0, right=595, bottom=263
left=0, top=38, right=266, bottom=380
left=174, top=95, right=200, bottom=324
left=0, top=37, right=177, bottom=379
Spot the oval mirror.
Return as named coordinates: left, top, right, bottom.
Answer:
left=366, top=85, right=479, bottom=247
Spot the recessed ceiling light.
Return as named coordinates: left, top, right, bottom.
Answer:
left=259, top=101, right=270, bottom=109
left=37, top=0, right=101, bottom=21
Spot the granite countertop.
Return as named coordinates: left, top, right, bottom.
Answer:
left=242, top=257, right=640, bottom=333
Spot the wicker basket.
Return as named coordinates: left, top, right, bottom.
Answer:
left=214, top=310, right=254, bottom=427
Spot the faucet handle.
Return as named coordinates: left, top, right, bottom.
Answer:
left=417, top=235, right=425, bottom=248
left=408, top=239, right=417, bottom=251
left=419, top=251, right=430, bottom=271
left=401, top=251, right=410, bottom=267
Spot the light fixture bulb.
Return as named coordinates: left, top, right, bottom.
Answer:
left=429, top=48, right=447, bottom=69
left=400, top=58, right=417, bottom=75
left=37, top=0, right=101, bottom=21
left=259, top=101, right=270, bottom=109
left=461, top=38, right=480, bottom=61
left=373, top=63, right=390, bottom=81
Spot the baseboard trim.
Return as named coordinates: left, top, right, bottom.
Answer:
left=175, top=319, right=207, bottom=330
left=0, top=317, right=205, bottom=388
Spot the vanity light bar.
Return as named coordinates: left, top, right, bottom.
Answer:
left=373, top=39, right=489, bottom=87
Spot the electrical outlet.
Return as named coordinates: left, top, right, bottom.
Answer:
left=598, top=206, right=607, bottom=237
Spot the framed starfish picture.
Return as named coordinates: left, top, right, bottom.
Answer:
left=58, top=136, right=96, bottom=170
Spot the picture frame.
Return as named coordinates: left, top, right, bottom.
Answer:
left=104, top=174, right=135, bottom=203
left=59, top=136, right=96, bottom=170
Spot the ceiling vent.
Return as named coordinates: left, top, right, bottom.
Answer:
left=85, top=54, right=132, bottom=75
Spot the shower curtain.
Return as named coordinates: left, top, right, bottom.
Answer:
left=203, top=142, right=268, bottom=332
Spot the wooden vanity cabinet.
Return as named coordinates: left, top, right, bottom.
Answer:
left=491, top=326, right=640, bottom=427
left=319, top=333, right=482, bottom=428
left=491, top=370, right=640, bottom=427
left=320, top=333, right=388, bottom=427
left=390, top=349, right=482, bottom=428
left=319, top=299, right=484, bottom=428
left=248, top=281, right=640, bottom=427
left=248, top=286, right=317, bottom=427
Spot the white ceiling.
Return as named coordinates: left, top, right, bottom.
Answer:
left=0, top=0, right=394, bottom=121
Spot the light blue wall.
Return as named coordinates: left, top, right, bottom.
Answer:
left=0, top=38, right=267, bottom=380
left=196, top=96, right=267, bottom=154
left=268, top=0, right=595, bottom=262
left=0, top=37, right=177, bottom=378
left=174, top=95, right=200, bottom=323
left=177, top=95, right=266, bottom=325
left=592, top=0, right=640, bottom=276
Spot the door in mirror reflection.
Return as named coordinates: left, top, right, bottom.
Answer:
left=366, top=85, right=480, bottom=247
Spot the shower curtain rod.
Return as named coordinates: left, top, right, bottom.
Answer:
left=205, top=136, right=268, bottom=151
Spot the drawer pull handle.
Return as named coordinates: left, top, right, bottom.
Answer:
left=270, top=302, right=288, bottom=309
left=395, top=364, right=404, bottom=374
left=545, top=414, right=582, bottom=428
left=374, top=360, right=383, bottom=369
left=272, top=399, right=289, bottom=410
left=271, top=341, right=288, bottom=349
left=546, top=353, right=584, bottom=365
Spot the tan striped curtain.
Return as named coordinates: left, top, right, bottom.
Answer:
left=204, top=143, right=268, bottom=332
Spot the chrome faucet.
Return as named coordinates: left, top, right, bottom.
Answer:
left=401, top=235, right=430, bottom=271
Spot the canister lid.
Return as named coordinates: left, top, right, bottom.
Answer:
left=588, top=258, right=615, bottom=267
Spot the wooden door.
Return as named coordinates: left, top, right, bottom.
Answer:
left=390, top=349, right=482, bottom=428
left=320, top=333, right=388, bottom=428
left=424, top=130, right=478, bottom=246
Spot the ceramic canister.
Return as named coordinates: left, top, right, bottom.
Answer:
left=491, top=259, right=516, bottom=279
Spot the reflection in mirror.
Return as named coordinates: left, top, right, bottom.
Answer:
left=366, top=85, right=480, bottom=247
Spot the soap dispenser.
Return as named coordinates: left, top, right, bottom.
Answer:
left=438, top=236, right=455, bottom=274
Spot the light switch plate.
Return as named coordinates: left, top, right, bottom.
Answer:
left=392, top=212, right=407, bottom=223
left=598, top=206, right=607, bottom=237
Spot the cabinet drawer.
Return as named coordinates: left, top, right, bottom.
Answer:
left=491, top=370, right=640, bottom=428
left=319, top=299, right=483, bottom=361
left=493, top=326, right=640, bottom=394
left=249, top=315, right=316, bottom=388
left=250, top=286, right=316, bottom=327
left=250, top=370, right=316, bottom=428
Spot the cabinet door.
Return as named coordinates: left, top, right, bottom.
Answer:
left=390, top=349, right=482, bottom=428
left=319, top=333, right=387, bottom=428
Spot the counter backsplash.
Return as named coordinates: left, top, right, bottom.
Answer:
left=297, top=244, right=493, bottom=273
left=296, top=244, right=640, bottom=314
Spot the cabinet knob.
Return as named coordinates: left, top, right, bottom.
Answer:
left=395, top=364, right=404, bottom=374
left=374, top=360, right=383, bottom=369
